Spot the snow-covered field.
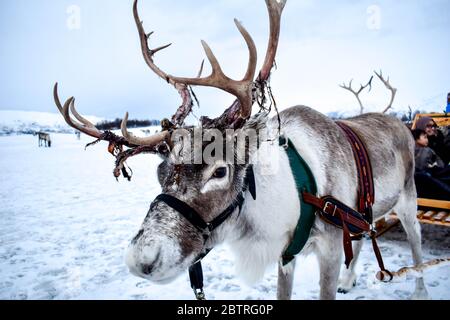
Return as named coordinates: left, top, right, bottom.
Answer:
left=0, top=133, right=449, bottom=300
left=0, top=110, right=103, bottom=135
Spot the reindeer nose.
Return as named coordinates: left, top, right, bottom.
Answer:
left=141, top=262, right=155, bottom=275
left=126, top=241, right=162, bottom=277
left=139, top=247, right=162, bottom=276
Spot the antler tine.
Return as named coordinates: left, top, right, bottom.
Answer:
left=64, top=99, right=104, bottom=139
left=134, top=0, right=195, bottom=126
left=235, top=19, right=258, bottom=83
left=340, top=79, right=354, bottom=92
left=199, top=0, right=287, bottom=129
left=358, top=76, right=373, bottom=94
left=340, top=76, right=373, bottom=115
left=54, top=83, right=103, bottom=139
left=69, top=98, right=97, bottom=129
left=258, top=0, right=287, bottom=81
left=167, top=19, right=257, bottom=120
left=121, top=112, right=170, bottom=147
left=197, top=60, right=205, bottom=78
left=57, top=83, right=164, bottom=150
left=198, top=40, right=225, bottom=79
left=53, top=82, right=65, bottom=114
left=374, top=70, right=397, bottom=114
left=168, top=19, right=257, bottom=86
left=134, top=0, right=173, bottom=85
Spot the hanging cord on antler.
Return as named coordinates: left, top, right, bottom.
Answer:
left=113, top=142, right=171, bottom=181
left=254, top=71, right=282, bottom=135
left=187, top=86, right=202, bottom=122
left=189, top=86, right=201, bottom=109
left=84, top=131, right=132, bottom=155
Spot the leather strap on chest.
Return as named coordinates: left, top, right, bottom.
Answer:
left=336, top=121, right=375, bottom=223
left=302, top=123, right=391, bottom=279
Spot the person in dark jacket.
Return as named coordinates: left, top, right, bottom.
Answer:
left=446, top=92, right=450, bottom=113
left=415, top=116, right=450, bottom=165
left=412, top=129, right=445, bottom=172
left=412, top=128, right=450, bottom=200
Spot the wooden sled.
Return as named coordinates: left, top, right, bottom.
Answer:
left=376, top=113, right=450, bottom=236
left=417, top=199, right=450, bottom=227
left=375, top=199, right=450, bottom=237
left=412, top=113, right=450, bottom=129
left=374, top=113, right=450, bottom=278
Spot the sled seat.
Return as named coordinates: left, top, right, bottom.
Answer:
left=416, top=198, right=450, bottom=227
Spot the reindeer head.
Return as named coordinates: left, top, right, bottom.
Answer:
left=54, top=0, right=286, bottom=284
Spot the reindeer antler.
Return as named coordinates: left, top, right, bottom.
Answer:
left=201, top=0, right=287, bottom=129
left=54, top=83, right=171, bottom=151
left=133, top=0, right=197, bottom=127
left=340, top=76, right=374, bottom=115
left=258, top=0, right=288, bottom=82
left=374, top=70, right=397, bottom=114
left=54, top=83, right=172, bottom=179
left=134, top=0, right=258, bottom=125
left=55, top=0, right=288, bottom=179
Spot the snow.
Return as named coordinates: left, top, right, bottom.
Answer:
left=0, top=132, right=449, bottom=300
left=0, top=110, right=103, bottom=135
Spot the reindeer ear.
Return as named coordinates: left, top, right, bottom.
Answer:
left=242, top=112, right=269, bottom=132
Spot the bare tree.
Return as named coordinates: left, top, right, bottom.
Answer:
left=408, top=106, right=413, bottom=123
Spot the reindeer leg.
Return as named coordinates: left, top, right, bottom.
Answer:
left=338, top=239, right=364, bottom=294
left=395, top=189, right=429, bottom=300
left=317, top=228, right=342, bottom=300
left=277, top=258, right=296, bottom=300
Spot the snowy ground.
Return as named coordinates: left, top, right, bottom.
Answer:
left=0, top=133, right=449, bottom=300
left=0, top=110, right=103, bottom=135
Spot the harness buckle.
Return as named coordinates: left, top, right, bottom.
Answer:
left=323, top=202, right=337, bottom=216
left=202, top=225, right=212, bottom=240
left=194, top=289, right=206, bottom=300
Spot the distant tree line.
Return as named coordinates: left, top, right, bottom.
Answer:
left=388, top=108, right=430, bottom=127
left=330, top=107, right=437, bottom=127
left=95, top=118, right=160, bottom=131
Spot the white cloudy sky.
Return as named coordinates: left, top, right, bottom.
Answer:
left=0, top=0, right=449, bottom=121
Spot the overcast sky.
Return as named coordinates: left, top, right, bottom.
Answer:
left=0, top=0, right=449, bottom=121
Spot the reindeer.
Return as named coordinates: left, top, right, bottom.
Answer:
left=35, top=132, right=51, bottom=148
left=53, top=0, right=428, bottom=300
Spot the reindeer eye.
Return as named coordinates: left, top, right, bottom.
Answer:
left=212, top=167, right=227, bottom=179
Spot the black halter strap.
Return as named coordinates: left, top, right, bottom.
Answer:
left=150, top=165, right=256, bottom=300
left=154, top=193, right=245, bottom=240
left=151, top=165, right=256, bottom=242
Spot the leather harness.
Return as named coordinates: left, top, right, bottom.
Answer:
left=286, top=122, right=391, bottom=278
